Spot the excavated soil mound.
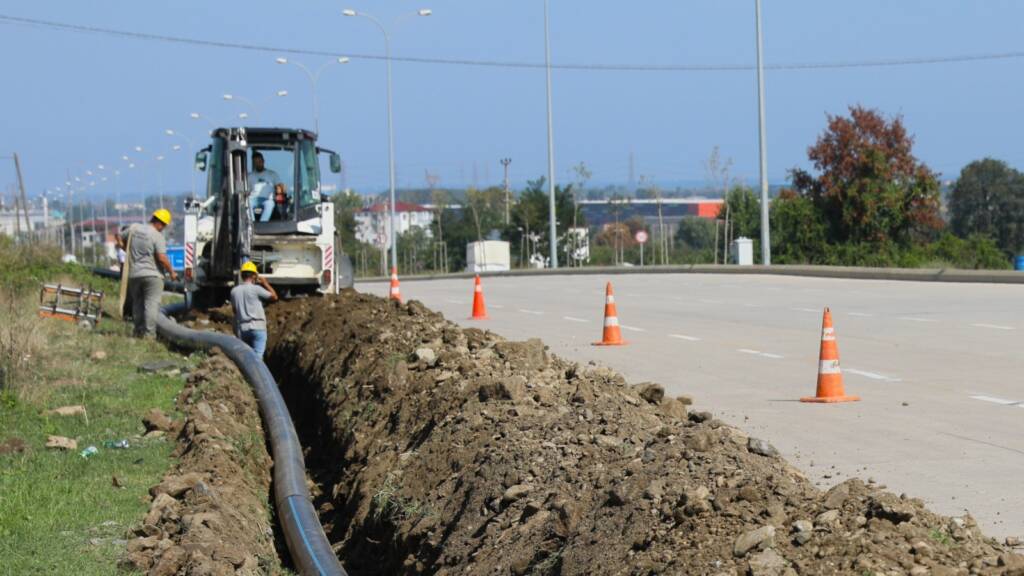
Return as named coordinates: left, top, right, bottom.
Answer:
left=122, top=353, right=284, bottom=575
left=260, top=290, right=1024, bottom=575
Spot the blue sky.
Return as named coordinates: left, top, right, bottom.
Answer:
left=3, top=1, right=1024, bottom=202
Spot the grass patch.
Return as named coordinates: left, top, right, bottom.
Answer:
left=0, top=239, right=198, bottom=574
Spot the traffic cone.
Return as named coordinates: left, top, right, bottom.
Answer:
left=801, top=307, right=860, bottom=403
left=469, top=275, right=488, bottom=320
left=593, top=282, right=627, bottom=346
left=388, top=266, right=402, bottom=302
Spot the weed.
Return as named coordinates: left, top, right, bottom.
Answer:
left=371, top=475, right=430, bottom=525
left=930, top=527, right=952, bottom=546
left=0, top=290, right=44, bottom=393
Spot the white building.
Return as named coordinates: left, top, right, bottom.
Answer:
left=355, top=201, right=434, bottom=249
left=0, top=198, right=58, bottom=236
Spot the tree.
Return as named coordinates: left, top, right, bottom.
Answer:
left=769, top=189, right=828, bottom=264
left=331, top=190, right=363, bottom=251
left=790, top=106, right=942, bottom=246
left=718, top=185, right=761, bottom=240
left=508, top=177, right=579, bottom=266
left=949, top=158, right=1024, bottom=257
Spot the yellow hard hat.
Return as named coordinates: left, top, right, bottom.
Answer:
left=152, top=209, right=172, bottom=225
left=240, top=261, right=258, bottom=274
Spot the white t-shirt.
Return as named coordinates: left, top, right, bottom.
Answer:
left=248, top=168, right=281, bottom=200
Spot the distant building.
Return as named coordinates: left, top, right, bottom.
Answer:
left=579, top=198, right=723, bottom=232
left=0, top=198, right=59, bottom=236
left=355, top=201, right=434, bottom=249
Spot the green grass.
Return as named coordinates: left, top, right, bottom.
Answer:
left=0, top=299, right=199, bottom=575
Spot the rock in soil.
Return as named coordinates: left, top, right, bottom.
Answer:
left=213, top=290, right=1024, bottom=575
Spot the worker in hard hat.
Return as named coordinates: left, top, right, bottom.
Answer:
left=229, top=261, right=278, bottom=356
left=121, top=209, right=178, bottom=338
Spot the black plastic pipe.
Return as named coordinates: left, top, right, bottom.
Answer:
left=156, top=303, right=347, bottom=576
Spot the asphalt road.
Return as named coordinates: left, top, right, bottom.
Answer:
left=360, top=272, right=1024, bottom=539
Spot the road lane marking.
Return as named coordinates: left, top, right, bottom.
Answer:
left=563, top=316, right=588, bottom=323
left=845, top=368, right=901, bottom=382
left=742, top=303, right=761, bottom=308
left=791, top=307, right=819, bottom=313
left=445, top=298, right=465, bottom=304
left=737, top=348, right=784, bottom=359
left=971, top=323, right=1015, bottom=331
left=898, top=317, right=938, bottom=323
left=621, top=325, right=646, bottom=332
left=699, top=299, right=723, bottom=304
left=518, top=308, right=544, bottom=315
left=847, top=312, right=874, bottom=317
left=970, top=395, right=1021, bottom=406
left=490, top=304, right=505, bottom=309
left=668, top=334, right=701, bottom=341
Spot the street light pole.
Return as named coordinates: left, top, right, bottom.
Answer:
left=543, top=0, right=558, bottom=268
left=276, top=57, right=350, bottom=134
left=755, top=0, right=771, bottom=265
left=500, top=158, right=512, bottom=225
left=344, top=7, right=431, bottom=272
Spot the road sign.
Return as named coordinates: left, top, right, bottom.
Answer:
left=635, top=230, right=648, bottom=244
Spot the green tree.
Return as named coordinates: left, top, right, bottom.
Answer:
left=332, top=190, right=363, bottom=251
left=508, top=177, right=579, bottom=265
left=718, top=185, right=761, bottom=239
left=790, top=106, right=942, bottom=246
left=949, top=158, right=1024, bottom=257
left=769, top=189, right=828, bottom=264
left=675, top=216, right=715, bottom=251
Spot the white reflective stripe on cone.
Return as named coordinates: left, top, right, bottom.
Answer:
left=604, top=316, right=619, bottom=327
left=606, top=295, right=615, bottom=304
left=819, top=360, right=841, bottom=374
left=822, top=327, right=835, bottom=341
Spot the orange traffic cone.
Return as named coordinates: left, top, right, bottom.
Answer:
left=469, top=275, right=488, bottom=320
left=801, top=307, right=860, bottom=403
left=388, top=266, right=402, bottom=302
left=593, top=282, right=627, bottom=346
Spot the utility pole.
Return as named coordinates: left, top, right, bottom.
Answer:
left=543, top=0, right=558, bottom=268
left=500, top=158, right=512, bottom=225
left=755, top=0, right=771, bottom=265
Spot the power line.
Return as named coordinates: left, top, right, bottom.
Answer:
left=3, top=13, right=1024, bottom=72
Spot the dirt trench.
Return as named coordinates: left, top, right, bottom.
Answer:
left=257, top=290, right=1024, bottom=576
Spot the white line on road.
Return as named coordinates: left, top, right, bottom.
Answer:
left=445, top=298, right=465, bottom=304
left=742, top=303, right=762, bottom=308
left=847, top=312, right=875, bottom=317
left=489, top=304, right=505, bottom=309
left=668, top=334, right=701, bottom=342
left=737, top=348, right=784, bottom=359
left=898, top=317, right=938, bottom=323
left=971, top=323, right=1015, bottom=331
left=699, top=299, right=724, bottom=304
left=970, top=395, right=1021, bottom=406
left=621, top=325, right=646, bottom=333
left=563, top=316, right=589, bottom=323
left=518, top=308, right=544, bottom=315
left=791, top=307, right=819, bottom=313
left=845, top=368, right=902, bottom=382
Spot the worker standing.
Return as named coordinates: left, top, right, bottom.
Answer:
left=230, top=261, right=278, bottom=356
left=121, top=209, right=177, bottom=338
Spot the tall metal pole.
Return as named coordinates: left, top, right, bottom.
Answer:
left=755, top=0, right=771, bottom=265
left=385, top=29, right=399, bottom=268
left=543, top=0, right=558, bottom=268
left=501, top=158, right=512, bottom=225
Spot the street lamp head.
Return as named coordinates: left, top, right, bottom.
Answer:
left=156, top=155, right=165, bottom=161
left=135, top=146, right=143, bottom=152
left=338, top=56, right=350, bottom=64
left=275, top=57, right=288, bottom=64
left=189, top=112, right=201, bottom=119
left=128, top=163, right=135, bottom=169
left=86, top=170, right=93, bottom=176
left=172, top=145, right=182, bottom=151
left=223, top=94, right=234, bottom=101
left=342, top=9, right=357, bottom=16
left=121, top=155, right=129, bottom=161
left=165, top=129, right=175, bottom=135
left=418, top=9, right=432, bottom=16
left=276, top=90, right=288, bottom=97
left=97, top=164, right=105, bottom=170
left=238, top=112, right=249, bottom=119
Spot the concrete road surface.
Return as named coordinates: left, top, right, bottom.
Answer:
left=360, top=272, right=1024, bottom=539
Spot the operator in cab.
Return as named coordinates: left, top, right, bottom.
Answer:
left=230, top=261, right=279, bottom=357
left=122, top=209, right=177, bottom=338
left=248, top=151, right=282, bottom=223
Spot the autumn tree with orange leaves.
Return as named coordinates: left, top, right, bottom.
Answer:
left=789, top=106, right=943, bottom=246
